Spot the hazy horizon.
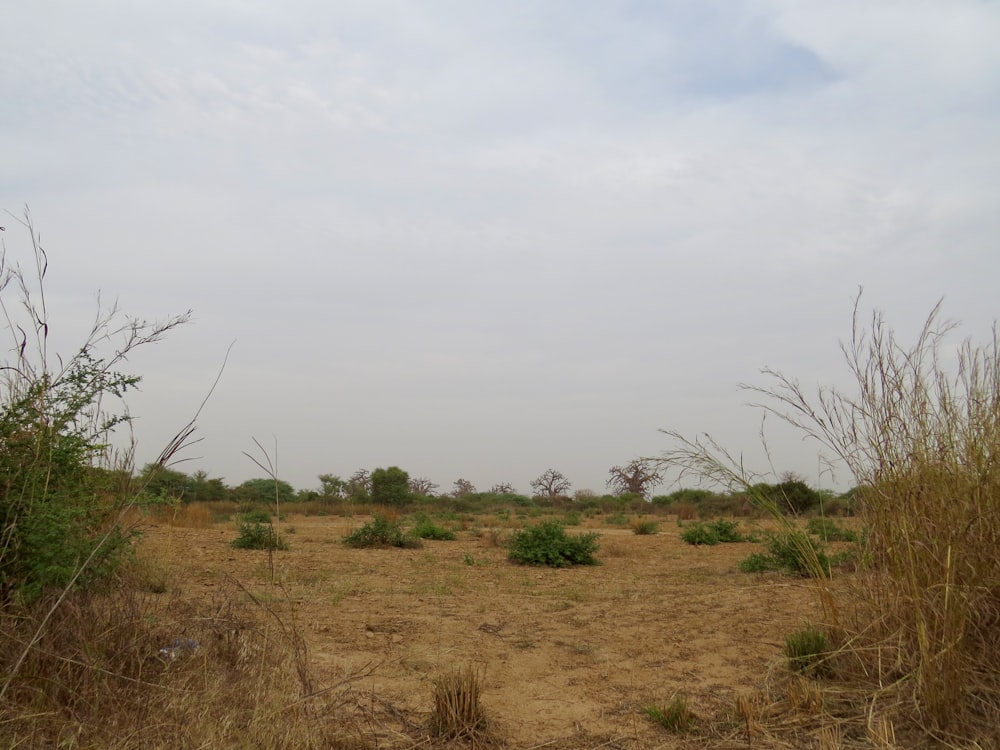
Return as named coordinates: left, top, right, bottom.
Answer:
left=2, top=2, right=998, bottom=496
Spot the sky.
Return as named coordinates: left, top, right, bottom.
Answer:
left=1, top=1, right=998, bottom=496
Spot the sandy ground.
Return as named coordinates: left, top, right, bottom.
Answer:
left=138, top=514, right=825, bottom=748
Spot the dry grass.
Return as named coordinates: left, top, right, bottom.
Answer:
left=0, top=580, right=368, bottom=749
left=659, top=298, right=1000, bottom=747
left=429, top=665, right=494, bottom=745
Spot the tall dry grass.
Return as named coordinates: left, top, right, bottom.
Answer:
left=660, top=298, right=1000, bottom=746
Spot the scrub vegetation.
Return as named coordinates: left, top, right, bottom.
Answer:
left=3, top=222, right=994, bottom=748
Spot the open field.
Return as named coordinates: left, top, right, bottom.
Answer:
left=137, top=512, right=832, bottom=748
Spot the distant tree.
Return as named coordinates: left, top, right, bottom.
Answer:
left=137, top=463, right=191, bottom=499
left=233, top=477, right=296, bottom=505
left=347, top=468, right=372, bottom=502
left=371, top=466, right=410, bottom=506
left=408, top=477, right=439, bottom=497
left=531, top=469, right=571, bottom=499
left=187, top=469, right=227, bottom=502
left=452, top=478, right=476, bottom=498
left=606, top=459, right=663, bottom=500
left=317, top=473, right=347, bottom=500
left=574, top=489, right=597, bottom=501
left=488, top=482, right=515, bottom=495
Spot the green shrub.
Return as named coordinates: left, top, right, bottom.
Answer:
left=507, top=521, right=600, bottom=567
left=231, top=521, right=288, bottom=551
left=785, top=626, right=832, bottom=676
left=739, top=531, right=830, bottom=577
left=604, top=513, right=628, bottom=526
left=680, top=522, right=719, bottom=545
left=806, top=517, right=858, bottom=542
left=707, top=519, right=745, bottom=542
left=237, top=508, right=273, bottom=524
left=343, top=514, right=422, bottom=549
left=371, top=466, right=410, bottom=506
left=630, top=519, right=658, bottom=535
left=410, top=519, right=457, bottom=541
left=563, top=511, right=582, bottom=526
left=642, top=695, right=695, bottom=732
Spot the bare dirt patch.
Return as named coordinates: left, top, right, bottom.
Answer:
left=138, top=515, right=824, bottom=748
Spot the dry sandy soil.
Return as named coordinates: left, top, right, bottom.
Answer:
left=138, top=513, right=827, bottom=749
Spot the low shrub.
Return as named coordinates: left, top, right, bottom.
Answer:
left=237, top=508, right=273, bottom=524
left=410, top=519, right=457, bottom=541
left=231, top=521, right=288, bottom=551
left=806, top=517, right=858, bottom=542
left=630, top=518, right=658, bottom=535
left=739, top=531, right=830, bottom=577
left=343, top=514, right=422, bottom=549
left=680, top=522, right=719, bottom=545
left=507, top=521, right=600, bottom=567
left=707, top=519, right=745, bottom=542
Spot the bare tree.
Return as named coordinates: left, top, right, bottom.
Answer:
left=452, top=478, right=476, bottom=498
left=606, top=459, right=663, bottom=499
left=347, top=468, right=371, bottom=499
left=408, top=477, right=439, bottom=497
left=530, top=469, right=571, bottom=499
left=488, top=482, right=515, bottom=494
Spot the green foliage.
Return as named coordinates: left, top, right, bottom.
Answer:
left=707, top=519, right=745, bottom=542
left=785, top=626, right=832, bottom=676
left=642, top=695, right=695, bottom=732
left=0, top=227, right=190, bottom=603
left=652, top=488, right=716, bottom=507
left=563, top=511, right=581, bottom=526
left=231, top=521, right=288, bottom=550
left=507, top=521, right=600, bottom=567
left=410, top=519, right=457, bottom=541
left=806, top=517, right=858, bottom=542
left=630, top=519, right=659, bottom=535
left=680, top=522, right=719, bottom=545
left=739, top=531, right=830, bottom=577
left=342, top=514, right=422, bottom=549
left=371, top=466, right=410, bottom=506
left=751, top=478, right=822, bottom=515
left=238, top=508, right=273, bottom=524
left=232, top=477, right=296, bottom=505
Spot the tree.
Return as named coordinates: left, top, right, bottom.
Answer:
left=317, top=473, right=347, bottom=500
left=408, top=477, right=438, bottom=497
left=371, top=466, right=410, bottom=506
left=488, top=482, right=515, bottom=495
left=606, top=459, right=663, bottom=500
left=452, top=478, right=476, bottom=498
left=530, top=469, right=571, bottom=499
left=347, top=469, right=371, bottom=502
left=233, top=478, right=296, bottom=505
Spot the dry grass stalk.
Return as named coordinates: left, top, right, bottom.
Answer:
left=430, top=665, right=491, bottom=743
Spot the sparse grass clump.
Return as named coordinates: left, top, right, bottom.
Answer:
left=785, top=626, right=832, bottom=677
left=343, top=513, right=422, bottom=549
left=643, top=695, right=696, bottom=733
left=507, top=520, right=600, bottom=567
left=429, top=666, right=491, bottom=742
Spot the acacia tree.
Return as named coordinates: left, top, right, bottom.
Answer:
left=606, top=459, right=664, bottom=499
left=530, top=469, right=571, bottom=499
left=317, top=473, right=346, bottom=500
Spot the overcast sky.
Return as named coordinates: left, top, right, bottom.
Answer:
left=2, top=1, right=998, bottom=496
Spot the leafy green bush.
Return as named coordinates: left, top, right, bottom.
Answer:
left=238, top=508, right=273, bottom=524
left=0, top=223, right=189, bottom=604
left=563, top=511, right=582, bottom=526
left=806, top=517, right=858, bottom=542
left=507, top=521, right=600, bottom=567
left=343, top=514, right=421, bottom=549
left=231, top=521, right=288, bottom=550
left=680, top=522, right=719, bottom=545
left=410, top=519, right=457, bottom=541
left=707, top=519, right=745, bottom=542
left=785, top=626, right=832, bottom=676
left=630, top=519, right=658, bottom=535
left=739, top=531, right=830, bottom=577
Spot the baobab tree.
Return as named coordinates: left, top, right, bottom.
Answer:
left=606, top=459, right=663, bottom=499
left=488, top=482, right=515, bottom=495
left=452, top=478, right=476, bottom=498
left=408, top=477, right=439, bottom=497
left=530, top=469, right=571, bottom=499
